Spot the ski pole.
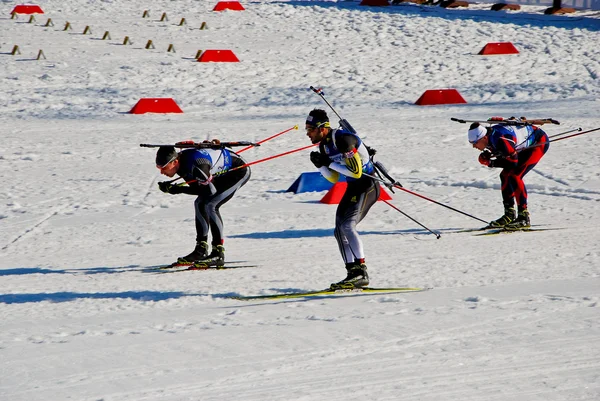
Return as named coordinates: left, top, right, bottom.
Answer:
left=550, top=126, right=600, bottom=143
left=176, top=143, right=320, bottom=185
left=514, top=127, right=579, bottom=150
left=364, top=173, right=488, bottom=224
left=519, top=126, right=600, bottom=152
left=512, top=127, right=582, bottom=151
left=382, top=200, right=441, bottom=239
left=549, top=127, right=581, bottom=139
left=161, top=143, right=317, bottom=186
left=223, top=143, right=318, bottom=173
left=237, top=125, right=299, bottom=153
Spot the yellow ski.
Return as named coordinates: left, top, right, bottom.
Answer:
left=231, top=287, right=427, bottom=301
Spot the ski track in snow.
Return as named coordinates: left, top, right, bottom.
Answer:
left=2, top=282, right=598, bottom=400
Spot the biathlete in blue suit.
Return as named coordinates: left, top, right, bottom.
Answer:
left=305, top=109, right=380, bottom=290
left=468, top=117, right=550, bottom=229
left=155, top=142, right=251, bottom=267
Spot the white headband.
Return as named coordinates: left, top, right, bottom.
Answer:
left=468, top=126, right=487, bottom=144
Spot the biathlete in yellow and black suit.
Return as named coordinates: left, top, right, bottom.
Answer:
left=304, top=108, right=380, bottom=290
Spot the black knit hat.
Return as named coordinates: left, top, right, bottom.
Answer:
left=155, top=146, right=178, bottom=167
left=305, top=108, right=330, bottom=128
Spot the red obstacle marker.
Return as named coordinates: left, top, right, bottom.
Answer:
left=478, top=42, right=519, bottom=55
left=11, top=4, right=44, bottom=14
left=213, top=1, right=245, bottom=11
left=320, top=182, right=392, bottom=204
left=359, top=0, right=390, bottom=6
left=415, top=89, right=467, bottom=106
left=198, top=50, right=240, bottom=62
left=129, top=98, right=183, bottom=114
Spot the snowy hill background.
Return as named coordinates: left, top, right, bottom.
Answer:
left=1, top=1, right=599, bottom=400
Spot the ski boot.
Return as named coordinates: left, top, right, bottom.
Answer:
left=161, top=241, right=209, bottom=269
left=330, top=260, right=369, bottom=290
left=505, top=209, right=531, bottom=230
left=487, top=206, right=516, bottom=228
left=192, top=244, right=225, bottom=268
left=172, top=241, right=208, bottom=267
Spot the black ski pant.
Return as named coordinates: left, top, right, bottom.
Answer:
left=334, top=178, right=380, bottom=264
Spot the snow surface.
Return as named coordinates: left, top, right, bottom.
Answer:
left=1, top=1, right=599, bottom=400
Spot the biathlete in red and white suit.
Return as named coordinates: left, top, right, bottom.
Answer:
left=468, top=118, right=550, bottom=228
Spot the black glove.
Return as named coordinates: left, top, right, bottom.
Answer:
left=310, top=151, right=330, bottom=168
left=158, top=181, right=184, bottom=195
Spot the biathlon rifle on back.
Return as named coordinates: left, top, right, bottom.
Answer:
left=309, top=86, right=402, bottom=191
left=140, top=140, right=260, bottom=149
left=451, top=116, right=560, bottom=126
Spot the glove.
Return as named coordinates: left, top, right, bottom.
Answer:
left=478, top=150, right=491, bottom=167
left=310, top=151, right=330, bottom=168
left=158, top=181, right=184, bottom=194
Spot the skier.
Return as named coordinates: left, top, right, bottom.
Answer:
left=468, top=117, right=550, bottom=229
left=305, top=109, right=380, bottom=289
left=155, top=141, right=251, bottom=267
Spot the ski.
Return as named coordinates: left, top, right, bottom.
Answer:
left=151, top=260, right=252, bottom=271
left=473, top=227, right=565, bottom=236
left=231, top=287, right=427, bottom=301
left=450, top=227, right=494, bottom=234
left=450, top=224, right=550, bottom=234
left=158, top=264, right=257, bottom=273
left=155, top=262, right=193, bottom=270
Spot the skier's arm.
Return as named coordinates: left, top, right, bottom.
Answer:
left=327, top=134, right=363, bottom=179
left=319, top=166, right=340, bottom=183
left=489, top=136, right=518, bottom=168
left=310, top=147, right=341, bottom=183
left=158, top=154, right=217, bottom=196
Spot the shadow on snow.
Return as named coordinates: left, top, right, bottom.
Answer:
left=0, top=290, right=199, bottom=304
left=229, top=227, right=429, bottom=239
left=0, top=266, right=151, bottom=277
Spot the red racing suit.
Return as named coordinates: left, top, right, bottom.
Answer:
left=484, top=124, right=549, bottom=211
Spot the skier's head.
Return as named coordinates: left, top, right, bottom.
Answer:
left=306, top=109, right=330, bottom=128
left=468, top=123, right=489, bottom=150
left=305, top=109, right=330, bottom=144
left=156, top=146, right=179, bottom=177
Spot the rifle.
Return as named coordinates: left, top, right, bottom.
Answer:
left=140, top=140, right=260, bottom=149
left=451, top=117, right=560, bottom=126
